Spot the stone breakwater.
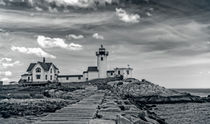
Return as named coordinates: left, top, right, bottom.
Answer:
left=33, top=89, right=166, bottom=124
left=35, top=90, right=105, bottom=124
left=94, top=91, right=166, bottom=124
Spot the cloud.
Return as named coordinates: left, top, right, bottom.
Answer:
left=1, top=77, right=9, bottom=82
left=115, top=8, right=140, bottom=23
left=67, top=34, right=84, bottom=40
left=0, top=58, right=20, bottom=68
left=37, top=35, right=82, bottom=50
left=1, top=0, right=120, bottom=11
left=1, top=61, right=20, bottom=68
left=0, top=71, right=12, bottom=76
left=11, top=46, right=56, bottom=59
left=0, top=58, right=12, bottom=62
left=146, top=12, right=152, bottom=17
left=92, top=33, right=104, bottom=40
left=35, top=6, right=43, bottom=11
left=0, top=28, right=6, bottom=33
left=0, top=0, right=6, bottom=6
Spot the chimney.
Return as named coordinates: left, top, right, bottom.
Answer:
left=43, top=57, right=45, bottom=63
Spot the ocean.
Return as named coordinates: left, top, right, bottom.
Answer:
left=152, top=89, right=210, bottom=124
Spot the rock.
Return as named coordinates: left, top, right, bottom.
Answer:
left=138, top=111, right=148, bottom=122
left=1, top=111, right=11, bottom=118
left=110, top=79, right=181, bottom=99
left=134, top=119, right=151, bottom=124
left=89, top=119, right=115, bottom=124
left=108, top=78, right=208, bottom=104
left=98, top=111, right=119, bottom=120
left=100, top=107, right=121, bottom=112
left=145, top=116, right=159, bottom=124
left=116, top=115, right=132, bottom=124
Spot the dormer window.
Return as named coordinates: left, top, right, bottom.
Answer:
left=50, top=69, right=52, bottom=73
left=36, top=67, right=41, bottom=73
left=127, top=70, right=129, bottom=75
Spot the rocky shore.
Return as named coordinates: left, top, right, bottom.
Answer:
left=107, top=78, right=210, bottom=104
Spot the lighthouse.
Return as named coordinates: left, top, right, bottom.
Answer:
left=96, top=45, right=109, bottom=78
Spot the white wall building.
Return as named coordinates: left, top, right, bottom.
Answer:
left=58, top=75, right=83, bottom=83
left=114, top=67, right=133, bottom=79
left=87, top=66, right=99, bottom=80
left=21, top=58, right=59, bottom=83
left=107, top=70, right=115, bottom=78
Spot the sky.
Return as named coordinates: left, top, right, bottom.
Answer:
left=1, top=0, right=210, bottom=88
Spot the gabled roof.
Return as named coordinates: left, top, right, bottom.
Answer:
left=107, top=70, right=114, bottom=73
left=58, top=75, right=83, bottom=78
left=83, top=71, right=88, bottom=74
left=26, top=63, right=36, bottom=72
left=87, top=66, right=98, bottom=72
left=26, top=62, right=58, bottom=72
left=21, top=73, right=32, bottom=77
left=114, top=67, right=133, bottom=70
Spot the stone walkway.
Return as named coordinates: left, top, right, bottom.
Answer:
left=34, top=92, right=105, bottom=124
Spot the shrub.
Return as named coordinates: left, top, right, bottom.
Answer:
left=117, top=82, right=123, bottom=86
left=10, top=93, right=31, bottom=99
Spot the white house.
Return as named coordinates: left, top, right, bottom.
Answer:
left=21, top=58, right=59, bottom=83
left=114, top=67, right=133, bottom=79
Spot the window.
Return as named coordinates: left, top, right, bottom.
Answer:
left=45, top=75, right=47, bottom=80
left=118, top=70, right=120, bottom=75
left=28, top=77, right=30, bottom=81
left=36, top=67, right=41, bottom=73
left=66, top=77, right=69, bottom=80
left=127, top=70, right=129, bottom=75
left=78, top=77, right=81, bottom=80
left=111, top=72, right=113, bottom=75
left=50, top=75, right=52, bottom=80
left=36, top=75, right=41, bottom=79
left=101, top=57, right=103, bottom=61
left=50, top=69, right=52, bottom=73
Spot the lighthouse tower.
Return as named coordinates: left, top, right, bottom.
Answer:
left=96, top=45, right=109, bottom=78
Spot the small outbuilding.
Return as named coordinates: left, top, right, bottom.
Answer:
left=58, top=75, right=83, bottom=83
left=114, top=67, right=133, bottom=79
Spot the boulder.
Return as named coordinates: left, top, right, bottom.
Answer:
left=116, top=115, right=132, bottom=124
left=89, top=119, right=115, bottom=124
